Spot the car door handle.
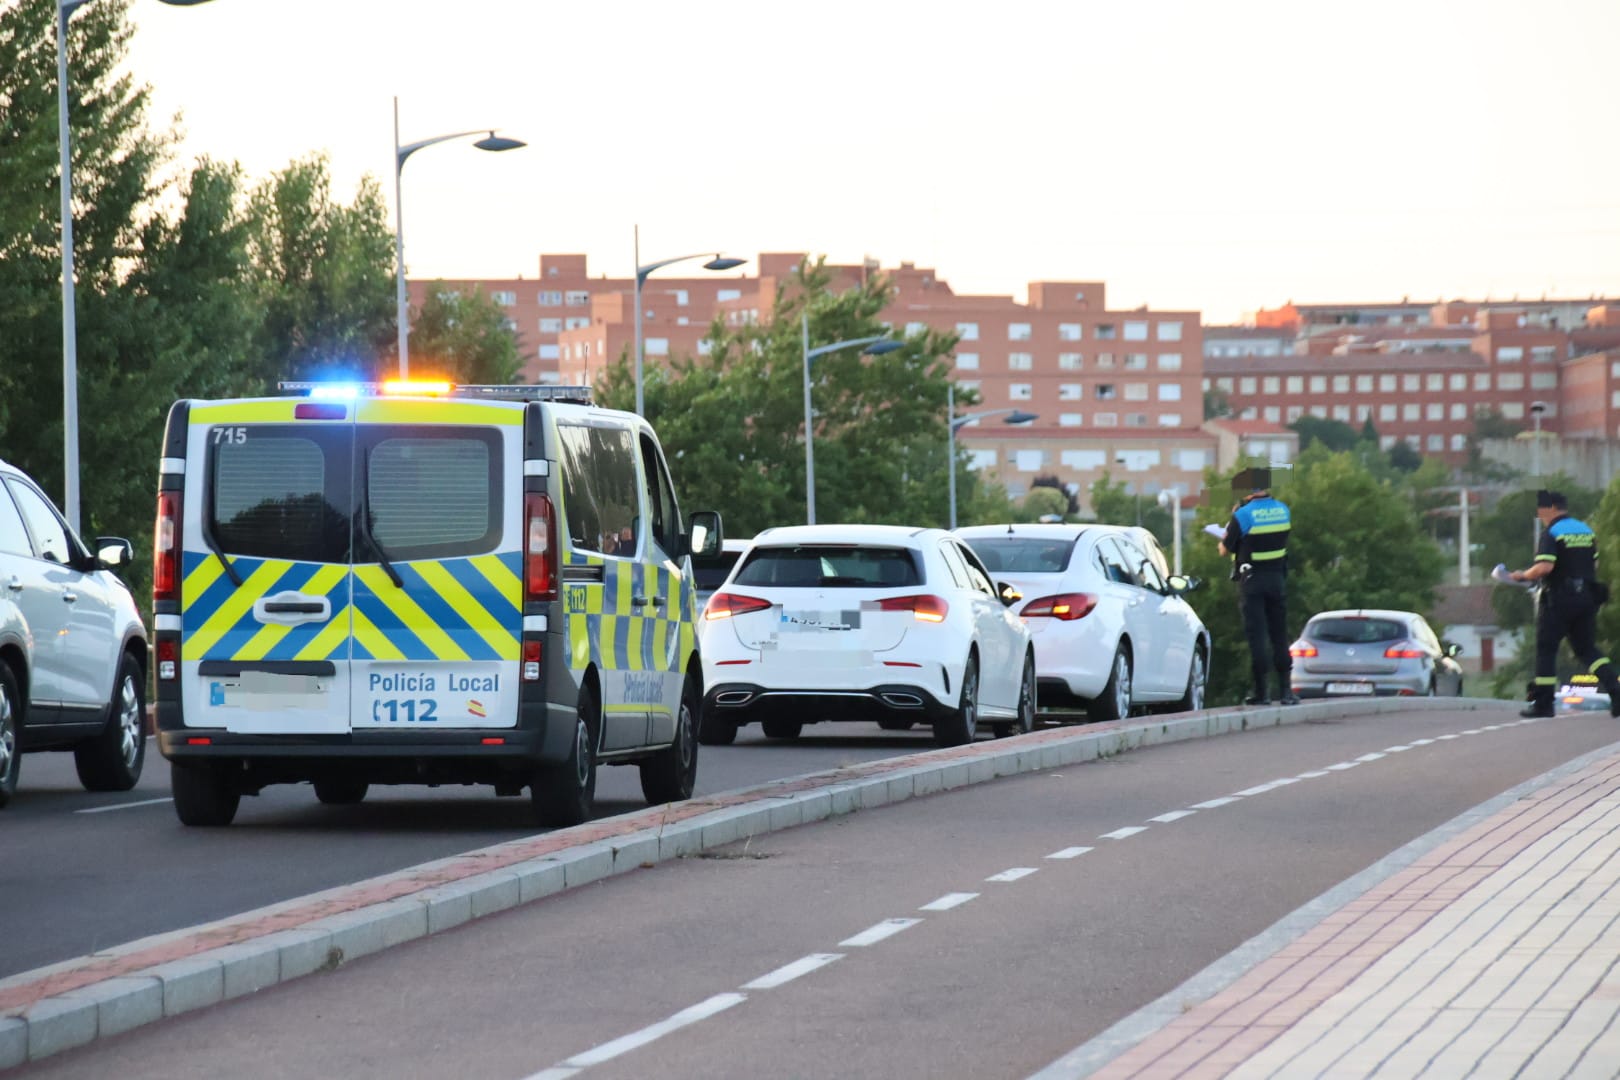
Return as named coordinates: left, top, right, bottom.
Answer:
left=63, top=591, right=78, bottom=603
left=632, top=595, right=663, bottom=608
left=5, top=577, right=20, bottom=592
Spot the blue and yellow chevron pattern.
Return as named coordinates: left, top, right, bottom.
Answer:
left=562, top=554, right=695, bottom=674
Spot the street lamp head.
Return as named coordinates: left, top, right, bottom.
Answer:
left=864, top=339, right=904, bottom=356
left=1005, top=411, right=1038, bottom=425
left=473, top=133, right=526, bottom=153
left=703, top=256, right=746, bottom=272
left=1529, top=400, right=1549, bottom=416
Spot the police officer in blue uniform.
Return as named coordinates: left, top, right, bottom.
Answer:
left=1507, top=489, right=1620, bottom=718
left=1220, top=468, right=1299, bottom=706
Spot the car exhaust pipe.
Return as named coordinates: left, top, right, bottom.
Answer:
left=880, top=692, right=923, bottom=708
left=715, top=691, right=754, bottom=706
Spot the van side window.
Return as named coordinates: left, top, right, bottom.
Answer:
left=638, top=432, right=682, bottom=562
left=210, top=428, right=350, bottom=563
left=365, top=431, right=501, bottom=559
left=557, top=422, right=643, bottom=558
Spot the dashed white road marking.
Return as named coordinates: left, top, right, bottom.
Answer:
left=1409, top=738, right=1436, bottom=746
left=840, top=919, right=922, bottom=947
left=741, top=954, right=842, bottom=990
left=1355, top=752, right=1386, bottom=762
left=1148, top=810, right=1196, bottom=824
left=74, top=797, right=174, bottom=814
left=1100, top=826, right=1147, bottom=840
left=1296, top=770, right=1332, bottom=779
left=1383, top=745, right=1412, bottom=753
left=526, top=992, right=747, bottom=1078
left=986, top=867, right=1039, bottom=882
left=1326, top=761, right=1360, bottom=771
left=920, top=893, right=979, bottom=912
left=1234, top=778, right=1299, bottom=797
left=1436, top=733, right=1461, bottom=740
left=1460, top=728, right=1484, bottom=735
left=1190, top=796, right=1241, bottom=809
left=1046, top=846, right=1094, bottom=860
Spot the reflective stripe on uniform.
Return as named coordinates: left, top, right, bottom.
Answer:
left=1534, top=676, right=1559, bottom=685
left=1251, top=549, right=1287, bottom=560
left=1592, top=658, right=1612, bottom=673
left=1535, top=554, right=1558, bottom=562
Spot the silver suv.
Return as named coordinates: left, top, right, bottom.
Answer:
left=0, top=459, right=149, bottom=807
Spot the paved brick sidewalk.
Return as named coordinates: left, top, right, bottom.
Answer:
left=1082, top=746, right=1620, bottom=1079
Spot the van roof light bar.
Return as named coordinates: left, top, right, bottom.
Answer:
left=276, top=382, right=595, bottom=405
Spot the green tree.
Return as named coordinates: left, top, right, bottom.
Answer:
left=591, top=259, right=1012, bottom=537
left=1030, top=473, right=1078, bottom=515
left=1203, top=387, right=1232, bottom=420
left=1022, top=486, right=1069, bottom=521
left=1181, top=447, right=1447, bottom=705
left=1387, top=440, right=1424, bottom=472
left=1289, top=415, right=1359, bottom=453
left=1466, top=408, right=1524, bottom=482
left=1089, top=471, right=1172, bottom=545
left=410, top=283, right=524, bottom=384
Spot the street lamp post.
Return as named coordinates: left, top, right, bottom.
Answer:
left=56, top=0, right=212, bottom=533
left=1156, top=486, right=1184, bottom=576
left=632, top=226, right=744, bottom=416
left=947, top=381, right=1038, bottom=529
left=802, top=315, right=902, bottom=524
left=393, top=97, right=525, bottom=378
left=1530, top=400, right=1549, bottom=478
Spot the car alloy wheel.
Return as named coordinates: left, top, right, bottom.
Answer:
left=1189, top=652, right=1206, bottom=711
left=116, top=672, right=142, bottom=768
left=1112, top=652, right=1132, bottom=718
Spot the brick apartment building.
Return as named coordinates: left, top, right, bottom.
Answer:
left=412, top=254, right=1230, bottom=505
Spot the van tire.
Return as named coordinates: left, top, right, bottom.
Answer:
left=0, top=663, right=20, bottom=809
left=314, top=778, right=369, bottom=805
left=934, top=656, right=979, bottom=747
left=171, top=761, right=240, bottom=827
left=532, top=683, right=599, bottom=827
left=640, top=673, right=699, bottom=805
left=75, top=653, right=146, bottom=792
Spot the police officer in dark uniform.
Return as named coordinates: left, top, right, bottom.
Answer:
left=1507, top=489, right=1620, bottom=718
left=1219, top=468, right=1299, bottom=706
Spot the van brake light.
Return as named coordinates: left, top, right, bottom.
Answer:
left=153, top=490, right=180, bottom=603
left=877, top=594, right=949, bottom=622
left=704, top=593, right=772, bottom=620
left=524, top=494, right=558, bottom=603
left=1020, top=593, right=1096, bottom=621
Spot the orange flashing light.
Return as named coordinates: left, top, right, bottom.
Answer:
left=382, top=379, right=453, bottom=396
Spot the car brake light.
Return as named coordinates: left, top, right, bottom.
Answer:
left=1290, top=643, right=1319, bottom=658
left=153, top=490, right=180, bottom=603
left=877, top=594, right=949, bottom=622
left=524, top=494, right=558, bottom=603
left=1384, top=642, right=1426, bottom=659
left=704, top=592, right=772, bottom=620
left=1020, top=593, right=1096, bottom=621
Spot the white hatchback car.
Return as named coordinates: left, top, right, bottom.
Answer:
left=0, top=459, right=148, bottom=808
left=956, top=524, right=1210, bottom=721
left=698, top=525, right=1035, bottom=747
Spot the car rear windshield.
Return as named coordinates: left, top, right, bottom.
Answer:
left=694, top=550, right=743, bottom=592
left=1308, top=617, right=1407, bottom=644
left=963, top=537, right=1075, bottom=574
left=732, top=545, right=921, bottom=589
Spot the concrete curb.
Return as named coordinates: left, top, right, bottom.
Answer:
left=0, top=697, right=1513, bottom=1068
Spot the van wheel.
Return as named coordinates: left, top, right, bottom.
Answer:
left=314, top=778, right=369, bottom=805
left=761, top=718, right=802, bottom=740
left=0, top=663, right=20, bottom=809
left=641, top=673, right=700, bottom=804
left=994, top=653, right=1039, bottom=738
left=75, top=653, right=146, bottom=792
left=532, top=683, right=599, bottom=827
left=934, top=656, right=979, bottom=747
left=171, top=761, right=240, bottom=827
left=698, top=710, right=738, bottom=746
left=1090, top=646, right=1132, bottom=722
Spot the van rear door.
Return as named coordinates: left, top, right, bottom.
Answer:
left=349, top=399, right=523, bottom=731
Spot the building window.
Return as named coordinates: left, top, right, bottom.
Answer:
left=539, top=344, right=559, bottom=360
left=1158, top=383, right=1182, bottom=402
left=1010, top=383, right=1033, bottom=400
left=565, top=290, right=590, bottom=306
left=1008, top=322, right=1032, bottom=341
left=1475, top=373, right=1491, bottom=391
left=1309, top=405, right=1327, bottom=419
left=1501, top=402, right=1524, bottom=419
left=564, top=316, right=589, bottom=331
left=491, top=290, right=517, bottom=306
left=1332, top=375, right=1350, bottom=393
left=1096, top=323, right=1117, bottom=340
left=1426, top=373, right=1444, bottom=392
left=1059, top=413, right=1083, bottom=427
left=1157, top=321, right=1183, bottom=342
left=1262, top=376, right=1280, bottom=394
left=1380, top=404, right=1397, bottom=421
left=1263, top=406, right=1281, bottom=422
left=1403, top=403, right=1420, bottom=421
left=1286, top=406, right=1303, bottom=422
left=1097, top=383, right=1117, bottom=400
left=1124, top=321, right=1149, bottom=341
left=1157, top=353, right=1182, bottom=371
left=1125, top=413, right=1148, bottom=427
left=1239, top=377, right=1257, bottom=394
left=1059, top=323, right=1082, bottom=341
left=539, top=290, right=562, bottom=306
left=955, top=322, right=980, bottom=341
left=1125, top=353, right=1149, bottom=370
left=1531, top=372, right=1558, bottom=390
left=1448, top=373, right=1466, bottom=391
left=1059, top=383, right=1082, bottom=400
left=1015, top=450, right=1044, bottom=472
left=1309, top=376, right=1326, bottom=394
left=1402, top=374, right=1421, bottom=392
left=1497, top=346, right=1523, bottom=362
left=1379, top=374, right=1397, bottom=392
left=539, top=318, right=562, bottom=333
left=717, top=288, right=742, bottom=302
left=1355, top=375, right=1373, bottom=393
left=1498, top=372, right=1525, bottom=391
left=1157, top=413, right=1182, bottom=427
left=1332, top=405, right=1351, bottom=421
left=1094, top=412, right=1118, bottom=427
left=1286, top=376, right=1304, bottom=394
left=1451, top=434, right=1468, bottom=451
left=1215, top=377, right=1233, bottom=392
left=1009, top=352, right=1034, bottom=371
left=1356, top=404, right=1372, bottom=422
left=1059, top=353, right=1083, bottom=370
left=1176, top=449, right=1208, bottom=471
left=1427, top=434, right=1445, bottom=452
left=1063, top=449, right=1106, bottom=469
left=1096, top=353, right=1116, bottom=369
left=1450, top=403, right=1468, bottom=420
left=1124, top=383, right=1149, bottom=401
left=956, top=353, right=980, bottom=370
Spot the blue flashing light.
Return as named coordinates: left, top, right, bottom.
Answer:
left=308, top=383, right=362, bottom=400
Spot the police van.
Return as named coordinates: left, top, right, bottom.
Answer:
left=152, top=381, right=721, bottom=827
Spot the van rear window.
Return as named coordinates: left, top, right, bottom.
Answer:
left=211, top=431, right=349, bottom=563
left=1308, top=617, right=1407, bottom=644
left=733, top=546, right=920, bottom=589
left=366, top=433, right=500, bottom=558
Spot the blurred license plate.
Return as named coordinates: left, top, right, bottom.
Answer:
left=1326, top=682, right=1375, bottom=695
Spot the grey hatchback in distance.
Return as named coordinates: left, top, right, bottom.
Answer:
left=1289, top=609, right=1464, bottom=699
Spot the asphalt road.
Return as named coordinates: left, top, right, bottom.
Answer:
left=16, top=705, right=1620, bottom=1080
left=0, top=716, right=1023, bottom=979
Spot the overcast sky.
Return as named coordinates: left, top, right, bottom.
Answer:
left=123, top=0, right=1620, bottom=324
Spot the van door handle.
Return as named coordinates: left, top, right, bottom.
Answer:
left=63, top=591, right=79, bottom=603
left=632, top=595, right=663, bottom=608
left=5, top=577, right=20, bottom=592
left=263, top=601, right=325, bottom=614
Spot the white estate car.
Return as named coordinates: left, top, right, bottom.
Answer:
left=956, top=524, right=1210, bottom=721
left=697, top=525, right=1035, bottom=747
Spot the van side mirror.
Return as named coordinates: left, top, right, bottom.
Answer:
left=687, top=511, right=723, bottom=561
left=95, top=537, right=134, bottom=570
